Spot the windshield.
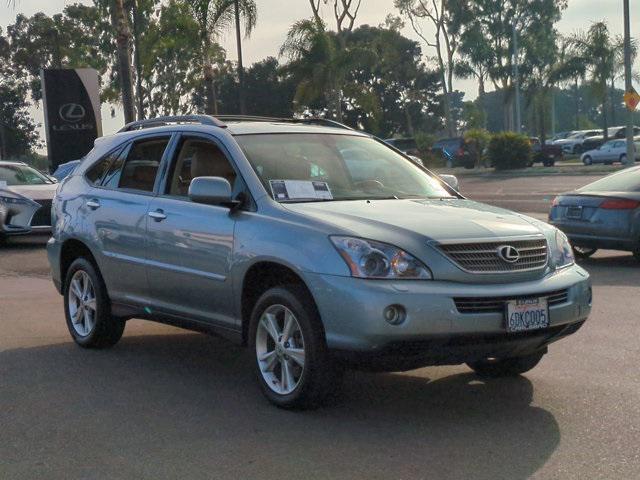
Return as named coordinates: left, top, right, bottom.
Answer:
left=235, top=133, right=453, bottom=202
left=579, top=167, right=640, bottom=193
left=0, top=165, right=52, bottom=186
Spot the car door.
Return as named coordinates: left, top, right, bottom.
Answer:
left=596, top=141, right=612, bottom=162
left=87, top=134, right=172, bottom=305
left=145, top=132, right=242, bottom=328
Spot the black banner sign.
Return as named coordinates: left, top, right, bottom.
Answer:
left=41, top=68, right=102, bottom=172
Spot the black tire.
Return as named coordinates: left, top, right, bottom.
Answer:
left=63, top=257, right=125, bottom=349
left=633, top=248, right=640, bottom=263
left=573, top=246, right=597, bottom=258
left=249, top=284, right=340, bottom=409
left=543, top=159, right=555, bottom=167
left=620, top=154, right=628, bottom=164
left=467, top=350, right=545, bottom=378
left=583, top=155, right=592, bottom=166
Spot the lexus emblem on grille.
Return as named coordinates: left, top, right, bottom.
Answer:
left=497, top=245, right=520, bottom=263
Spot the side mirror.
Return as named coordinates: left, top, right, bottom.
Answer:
left=439, top=174, right=459, bottom=191
left=188, top=176, right=239, bottom=208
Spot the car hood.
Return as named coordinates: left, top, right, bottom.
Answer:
left=3, top=183, right=57, bottom=202
left=283, top=198, right=543, bottom=243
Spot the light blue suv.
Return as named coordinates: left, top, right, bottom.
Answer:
left=47, top=115, right=592, bottom=408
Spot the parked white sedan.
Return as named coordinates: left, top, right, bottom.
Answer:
left=581, top=139, right=640, bottom=165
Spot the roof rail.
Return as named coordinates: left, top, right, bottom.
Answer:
left=118, top=115, right=226, bottom=133
left=215, top=115, right=354, bottom=131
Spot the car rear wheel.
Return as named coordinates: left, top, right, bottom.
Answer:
left=573, top=246, right=597, bottom=258
left=620, top=154, right=628, bottom=164
left=467, top=351, right=545, bottom=378
left=63, top=257, right=125, bottom=348
left=583, top=156, right=592, bottom=166
left=249, top=285, right=340, bottom=409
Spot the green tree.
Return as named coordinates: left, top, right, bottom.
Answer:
left=343, top=24, right=442, bottom=137
left=185, top=0, right=257, bottom=115
left=456, top=0, right=568, bottom=131
left=570, top=22, right=632, bottom=140
left=0, top=27, right=40, bottom=158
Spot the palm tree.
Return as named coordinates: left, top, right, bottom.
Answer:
left=570, top=22, right=627, bottom=141
left=186, top=0, right=257, bottom=115
left=280, top=18, right=373, bottom=122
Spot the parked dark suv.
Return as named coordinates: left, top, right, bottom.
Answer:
left=431, top=137, right=474, bottom=169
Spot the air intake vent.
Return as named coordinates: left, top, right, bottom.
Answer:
left=454, top=289, right=569, bottom=314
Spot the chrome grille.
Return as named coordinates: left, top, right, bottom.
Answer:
left=454, top=289, right=569, bottom=314
left=438, top=238, right=548, bottom=273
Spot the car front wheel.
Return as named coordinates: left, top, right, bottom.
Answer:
left=63, top=257, right=125, bottom=348
left=249, top=285, right=340, bottom=409
left=467, top=351, right=545, bottom=377
left=583, top=155, right=592, bottom=166
left=574, top=246, right=597, bottom=258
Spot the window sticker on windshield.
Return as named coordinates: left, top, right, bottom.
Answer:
left=269, top=180, right=333, bottom=201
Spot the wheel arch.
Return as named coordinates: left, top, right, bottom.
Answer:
left=239, top=260, right=321, bottom=346
left=59, top=238, right=100, bottom=286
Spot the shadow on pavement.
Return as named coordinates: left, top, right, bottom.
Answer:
left=0, top=331, right=559, bottom=480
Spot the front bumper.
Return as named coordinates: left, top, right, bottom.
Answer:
left=306, top=264, right=591, bottom=359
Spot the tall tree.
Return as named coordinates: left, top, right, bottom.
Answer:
left=456, top=0, right=567, bottom=131
left=186, top=0, right=257, bottom=115
left=395, top=0, right=461, bottom=137
left=570, top=22, right=629, bottom=140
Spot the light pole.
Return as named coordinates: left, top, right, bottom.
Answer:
left=624, top=0, right=634, bottom=163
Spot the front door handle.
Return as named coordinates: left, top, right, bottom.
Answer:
left=148, top=209, right=167, bottom=221
left=86, top=199, right=100, bottom=210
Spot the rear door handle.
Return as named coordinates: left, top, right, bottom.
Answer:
left=148, top=209, right=167, bottom=221
left=86, top=199, right=100, bottom=210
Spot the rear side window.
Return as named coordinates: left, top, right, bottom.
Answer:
left=579, top=168, right=640, bottom=193
left=102, top=137, right=170, bottom=192
left=86, top=149, right=121, bottom=185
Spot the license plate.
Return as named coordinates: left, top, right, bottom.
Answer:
left=566, top=206, right=583, bottom=219
left=505, top=298, right=549, bottom=332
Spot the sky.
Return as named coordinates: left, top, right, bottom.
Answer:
left=2, top=0, right=639, bottom=145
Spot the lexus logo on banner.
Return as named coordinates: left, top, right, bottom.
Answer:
left=58, top=103, right=86, bottom=123
left=41, top=68, right=103, bottom=171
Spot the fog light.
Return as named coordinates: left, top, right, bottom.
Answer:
left=383, top=304, right=406, bottom=325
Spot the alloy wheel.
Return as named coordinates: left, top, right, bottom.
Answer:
left=256, top=304, right=306, bottom=395
left=68, top=270, right=97, bottom=336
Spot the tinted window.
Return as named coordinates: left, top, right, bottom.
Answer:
left=167, top=138, right=236, bottom=197
left=579, top=168, right=640, bottom=193
left=86, top=150, right=119, bottom=185
left=103, top=137, right=169, bottom=192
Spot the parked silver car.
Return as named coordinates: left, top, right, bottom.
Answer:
left=0, top=161, right=58, bottom=241
left=47, top=115, right=592, bottom=408
left=580, top=139, right=640, bottom=165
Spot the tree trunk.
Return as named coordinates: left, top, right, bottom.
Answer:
left=404, top=106, right=415, bottom=136
left=610, top=76, right=616, bottom=126
left=539, top=94, right=547, bottom=145
left=112, top=0, right=135, bottom=124
left=202, top=33, right=218, bottom=115
left=602, top=84, right=609, bottom=141
left=131, top=0, right=144, bottom=120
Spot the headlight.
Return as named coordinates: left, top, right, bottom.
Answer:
left=552, top=229, right=574, bottom=269
left=330, top=236, right=432, bottom=279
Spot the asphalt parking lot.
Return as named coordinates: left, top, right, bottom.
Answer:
left=1, top=173, right=639, bottom=480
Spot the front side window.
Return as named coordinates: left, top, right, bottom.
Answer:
left=235, top=133, right=452, bottom=202
left=0, top=165, right=53, bottom=186
left=102, top=137, right=169, bottom=192
left=167, top=138, right=237, bottom=197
